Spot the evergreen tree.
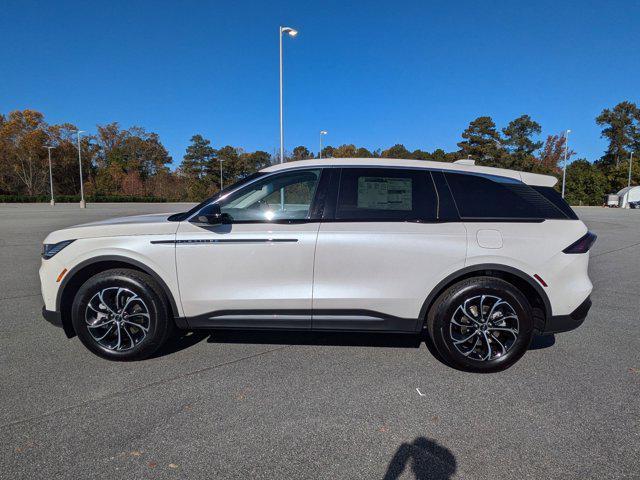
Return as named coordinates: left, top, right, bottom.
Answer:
left=502, top=115, right=542, bottom=156
left=182, top=134, right=215, bottom=180
left=457, top=116, right=503, bottom=165
left=596, top=101, right=640, bottom=167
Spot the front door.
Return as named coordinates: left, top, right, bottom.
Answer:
left=176, top=168, right=324, bottom=330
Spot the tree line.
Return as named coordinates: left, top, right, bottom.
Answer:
left=1, top=101, right=639, bottom=205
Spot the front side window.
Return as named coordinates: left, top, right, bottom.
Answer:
left=335, top=168, right=437, bottom=221
left=217, top=169, right=322, bottom=222
left=169, top=172, right=265, bottom=222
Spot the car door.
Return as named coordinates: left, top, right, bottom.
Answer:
left=176, top=168, right=326, bottom=330
left=312, top=167, right=467, bottom=332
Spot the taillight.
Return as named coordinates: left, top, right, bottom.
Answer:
left=563, top=231, right=597, bottom=254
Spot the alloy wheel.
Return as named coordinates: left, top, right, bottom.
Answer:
left=449, top=295, right=519, bottom=361
left=85, top=287, right=150, bottom=351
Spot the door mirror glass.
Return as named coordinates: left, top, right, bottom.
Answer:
left=194, top=203, right=229, bottom=225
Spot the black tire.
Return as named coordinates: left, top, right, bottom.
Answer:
left=71, top=268, right=175, bottom=361
left=426, top=277, right=534, bottom=373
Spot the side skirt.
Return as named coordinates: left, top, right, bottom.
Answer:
left=179, top=309, right=419, bottom=333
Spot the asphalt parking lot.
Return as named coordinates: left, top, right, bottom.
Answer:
left=0, top=203, right=638, bottom=479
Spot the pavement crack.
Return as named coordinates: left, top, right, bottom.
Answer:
left=0, top=344, right=291, bottom=431
left=0, top=293, right=41, bottom=302
left=591, top=241, right=640, bottom=259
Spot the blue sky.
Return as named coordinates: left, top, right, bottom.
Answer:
left=1, top=0, right=638, bottom=166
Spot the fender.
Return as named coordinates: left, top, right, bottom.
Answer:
left=56, top=255, right=185, bottom=328
left=417, top=263, right=552, bottom=330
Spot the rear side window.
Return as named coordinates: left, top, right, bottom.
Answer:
left=444, top=172, right=569, bottom=220
left=336, top=168, right=437, bottom=221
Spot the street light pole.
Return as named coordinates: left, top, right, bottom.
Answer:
left=77, top=130, right=86, bottom=208
left=279, top=26, right=298, bottom=164
left=628, top=151, right=634, bottom=188
left=45, top=146, right=55, bottom=206
left=561, top=129, right=571, bottom=199
left=219, top=158, right=224, bottom=190
left=319, top=130, right=327, bottom=159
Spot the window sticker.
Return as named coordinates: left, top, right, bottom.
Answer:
left=357, top=177, right=412, bottom=210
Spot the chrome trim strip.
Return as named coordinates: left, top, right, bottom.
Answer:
left=312, top=315, right=385, bottom=322
left=207, top=314, right=311, bottom=321
left=150, top=239, right=298, bottom=245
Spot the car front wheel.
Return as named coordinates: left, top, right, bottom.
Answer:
left=71, top=268, right=174, bottom=361
left=427, top=277, right=534, bottom=373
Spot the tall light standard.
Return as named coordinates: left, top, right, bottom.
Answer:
left=628, top=151, right=634, bottom=188
left=279, top=26, right=298, bottom=164
left=319, top=130, right=328, bottom=159
left=76, top=130, right=86, bottom=208
left=218, top=158, right=224, bottom=190
left=44, top=145, right=55, bottom=206
left=561, top=129, right=571, bottom=199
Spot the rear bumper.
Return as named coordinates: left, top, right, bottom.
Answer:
left=42, top=306, right=63, bottom=328
left=543, top=296, right=591, bottom=334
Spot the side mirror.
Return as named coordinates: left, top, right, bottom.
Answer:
left=195, top=204, right=229, bottom=225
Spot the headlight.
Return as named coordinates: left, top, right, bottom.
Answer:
left=41, top=240, right=75, bottom=259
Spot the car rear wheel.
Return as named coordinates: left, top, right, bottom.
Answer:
left=71, top=269, right=175, bottom=361
left=427, top=277, right=534, bottom=373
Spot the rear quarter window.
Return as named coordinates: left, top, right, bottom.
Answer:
left=532, top=186, right=579, bottom=220
left=444, top=172, right=569, bottom=221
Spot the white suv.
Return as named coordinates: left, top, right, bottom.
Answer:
left=40, top=158, right=595, bottom=372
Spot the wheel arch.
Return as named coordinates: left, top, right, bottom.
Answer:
left=56, top=255, right=182, bottom=338
left=418, top=264, right=551, bottom=333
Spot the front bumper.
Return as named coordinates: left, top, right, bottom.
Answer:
left=42, top=306, right=63, bottom=328
left=42, top=306, right=76, bottom=338
left=543, top=296, right=592, bottom=334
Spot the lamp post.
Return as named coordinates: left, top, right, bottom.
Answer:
left=319, top=130, right=328, bottom=159
left=219, top=158, right=224, bottom=190
left=628, top=151, right=634, bottom=188
left=279, top=26, right=298, bottom=164
left=44, top=146, right=55, bottom=206
left=76, top=130, right=86, bottom=208
left=561, top=129, right=571, bottom=199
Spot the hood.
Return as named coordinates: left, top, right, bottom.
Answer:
left=44, top=213, right=180, bottom=243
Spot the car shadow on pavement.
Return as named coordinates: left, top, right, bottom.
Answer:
left=383, top=437, right=456, bottom=480
left=151, top=330, right=555, bottom=359
left=150, top=330, right=210, bottom=358
left=529, top=334, right=556, bottom=350
left=205, top=330, right=424, bottom=348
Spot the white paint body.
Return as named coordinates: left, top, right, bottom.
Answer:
left=312, top=221, right=467, bottom=320
left=40, top=158, right=592, bottom=328
left=174, top=221, right=319, bottom=319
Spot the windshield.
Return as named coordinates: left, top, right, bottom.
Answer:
left=167, top=172, right=266, bottom=221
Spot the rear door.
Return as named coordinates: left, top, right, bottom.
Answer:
left=311, top=167, right=467, bottom=332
